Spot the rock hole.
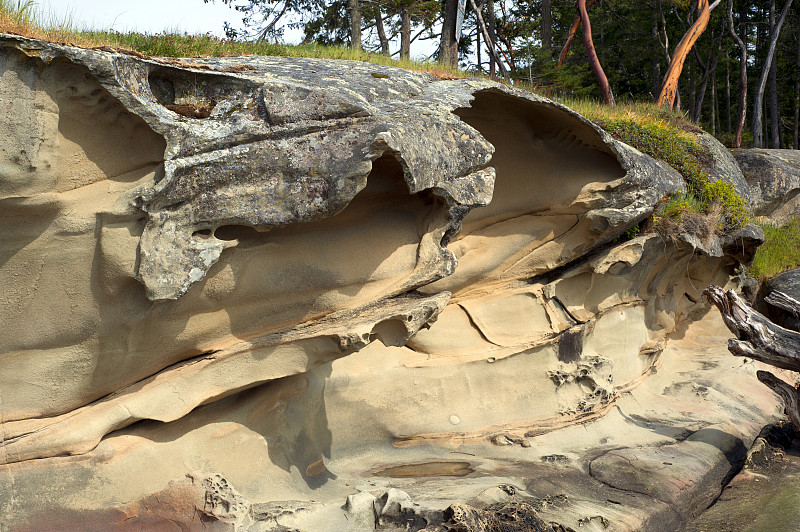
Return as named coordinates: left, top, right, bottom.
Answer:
left=192, top=228, right=212, bottom=238
left=557, top=330, right=583, bottom=363
left=148, top=75, right=175, bottom=105
left=213, top=225, right=269, bottom=248
left=149, top=72, right=216, bottom=118
left=453, top=89, right=624, bottom=233
left=370, top=319, right=408, bottom=347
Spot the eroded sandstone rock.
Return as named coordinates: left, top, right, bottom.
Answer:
left=0, top=32, right=783, bottom=532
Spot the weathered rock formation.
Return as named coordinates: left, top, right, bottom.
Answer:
left=0, top=33, right=787, bottom=531
left=734, top=148, right=800, bottom=225
left=761, top=269, right=800, bottom=331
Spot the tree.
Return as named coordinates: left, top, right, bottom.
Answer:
left=578, top=0, right=614, bottom=104
left=542, top=0, right=552, bottom=52
left=657, top=0, right=720, bottom=108
left=347, top=0, right=362, bottom=49
left=753, top=0, right=794, bottom=148
left=556, top=0, right=596, bottom=67
left=691, top=21, right=725, bottom=123
left=400, top=6, right=412, bottom=58
left=728, top=0, right=748, bottom=147
left=204, top=0, right=300, bottom=41
left=374, top=7, right=389, bottom=54
left=468, top=0, right=509, bottom=79
left=439, top=0, right=460, bottom=66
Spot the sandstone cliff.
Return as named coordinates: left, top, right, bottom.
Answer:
left=0, top=33, right=791, bottom=531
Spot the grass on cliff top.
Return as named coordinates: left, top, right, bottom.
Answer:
left=0, top=0, right=465, bottom=79
left=749, top=218, right=800, bottom=279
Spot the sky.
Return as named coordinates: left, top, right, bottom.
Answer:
left=35, top=0, right=247, bottom=37
left=34, top=0, right=438, bottom=59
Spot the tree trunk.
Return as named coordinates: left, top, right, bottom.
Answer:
left=556, top=0, right=596, bottom=67
left=689, top=61, right=697, bottom=120
left=769, top=0, right=782, bottom=148
left=439, top=0, right=459, bottom=66
left=795, top=16, right=800, bottom=148
left=542, top=0, right=552, bottom=52
left=705, top=286, right=800, bottom=430
left=578, top=0, right=614, bottom=104
left=653, top=4, right=662, bottom=96
left=726, top=50, right=732, bottom=134
left=728, top=0, right=748, bottom=148
left=468, top=0, right=508, bottom=80
left=400, top=8, right=411, bottom=60
left=658, top=0, right=712, bottom=109
left=375, top=9, right=389, bottom=55
left=348, top=0, right=362, bottom=50
left=753, top=0, right=794, bottom=148
left=712, top=63, right=720, bottom=135
left=487, top=0, right=497, bottom=76
left=476, top=25, right=481, bottom=72
left=693, top=22, right=725, bottom=124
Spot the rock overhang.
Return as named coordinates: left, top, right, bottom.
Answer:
left=1, top=32, right=775, bottom=532
left=1, top=33, right=687, bottom=302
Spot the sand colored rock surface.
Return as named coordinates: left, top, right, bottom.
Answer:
left=0, top=33, right=786, bottom=531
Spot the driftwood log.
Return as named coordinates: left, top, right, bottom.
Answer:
left=705, top=285, right=800, bottom=429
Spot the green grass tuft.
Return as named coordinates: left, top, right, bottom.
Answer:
left=656, top=191, right=705, bottom=222
left=749, top=218, right=800, bottom=279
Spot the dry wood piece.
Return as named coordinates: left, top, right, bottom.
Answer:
left=757, top=370, right=800, bottom=429
left=705, top=285, right=800, bottom=431
left=704, top=285, right=800, bottom=371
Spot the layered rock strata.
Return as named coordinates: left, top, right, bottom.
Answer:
left=0, top=33, right=783, bottom=531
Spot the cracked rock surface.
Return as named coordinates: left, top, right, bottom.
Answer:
left=0, top=33, right=786, bottom=531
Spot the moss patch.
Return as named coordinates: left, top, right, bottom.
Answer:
left=555, top=100, right=748, bottom=235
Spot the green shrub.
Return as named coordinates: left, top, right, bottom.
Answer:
left=697, top=178, right=748, bottom=230
left=654, top=191, right=704, bottom=224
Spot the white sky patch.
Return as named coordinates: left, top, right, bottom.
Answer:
left=34, top=0, right=244, bottom=37
left=33, top=1, right=444, bottom=62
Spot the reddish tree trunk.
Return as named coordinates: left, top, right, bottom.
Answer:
left=556, top=0, right=596, bottom=68
left=657, top=0, right=711, bottom=108
left=577, top=0, right=613, bottom=104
